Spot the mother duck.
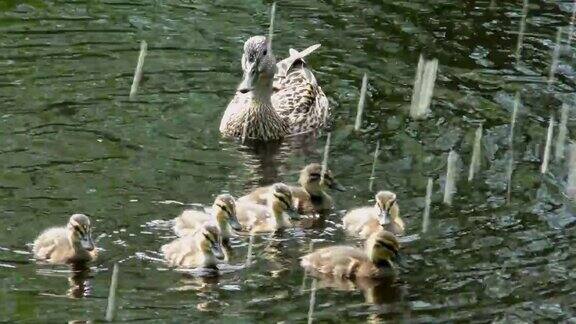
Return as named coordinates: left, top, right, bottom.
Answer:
left=219, top=36, right=330, bottom=141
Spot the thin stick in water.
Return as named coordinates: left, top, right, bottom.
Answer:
left=515, top=0, right=529, bottom=65
left=567, top=0, right=576, bottom=48
left=422, top=178, right=433, bottom=233
left=268, top=2, right=276, bottom=51
left=368, top=140, right=381, bottom=191
left=567, top=143, right=576, bottom=199
left=541, top=115, right=555, bottom=173
left=468, top=124, right=483, bottom=181
left=245, top=234, right=255, bottom=267
left=555, top=104, right=569, bottom=162
left=410, top=55, right=438, bottom=120
left=320, top=132, right=331, bottom=185
left=307, top=278, right=317, bottom=324
left=548, top=27, right=563, bottom=87
left=105, top=263, right=120, bottom=322
left=241, top=118, right=249, bottom=144
left=354, top=73, right=368, bottom=131
left=129, top=40, right=148, bottom=100
left=443, top=151, right=458, bottom=206
left=506, top=93, right=520, bottom=204
left=510, top=92, right=521, bottom=147
left=301, top=241, right=314, bottom=292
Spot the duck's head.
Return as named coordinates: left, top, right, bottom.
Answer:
left=374, top=191, right=398, bottom=227
left=198, top=225, right=225, bottom=260
left=238, top=36, right=277, bottom=94
left=366, top=230, right=400, bottom=268
left=299, top=163, right=346, bottom=195
left=213, top=194, right=242, bottom=231
left=270, top=183, right=294, bottom=213
left=67, top=214, right=95, bottom=252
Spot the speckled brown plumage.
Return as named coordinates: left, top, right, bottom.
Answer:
left=220, top=36, right=330, bottom=141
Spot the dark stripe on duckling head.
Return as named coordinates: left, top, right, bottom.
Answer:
left=216, top=204, right=231, bottom=216
left=274, top=194, right=292, bottom=210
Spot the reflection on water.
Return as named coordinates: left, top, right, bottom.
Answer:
left=1, top=0, right=576, bottom=322
left=68, top=265, right=93, bottom=299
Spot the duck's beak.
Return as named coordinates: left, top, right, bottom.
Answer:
left=328, top=180, right=346, bottom=192
left=229, top=214, right=243, bottom=231
left=378, top=209, right=390, bottom=226
left=80, top=234, right=95, bottom=251
left=211, top=243, right=225, bottom=260
left=238, top=62, right=257, bottom=94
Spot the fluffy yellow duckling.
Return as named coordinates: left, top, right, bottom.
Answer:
left=32, top=214, right=97, bottom=264
left=342, top=191, right=404, bottom=238
left=173, top=194, right=242, bottom=243
left=161, top=225, right=224, bottom=269
left=240, top=163, right=345, bottom=214
left=301, top=230, right=400, bottom=279
left=237, top=183, right=295, bottom=233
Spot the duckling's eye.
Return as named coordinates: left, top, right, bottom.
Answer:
left=73, top=225, right=83, bottom=235
left=262, top=49, right=267, bottom=56
left=203, top=233, right=214, bottom=244
left=387, top=199, right=397, bottom=212
left=377, top=241, right=397, bottom=254
left=217, top=204, right=230, bottom=216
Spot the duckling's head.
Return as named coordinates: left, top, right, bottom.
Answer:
left=374, top=191, right=398, bottom=227
left=270, top=183, right=294, bottom=214
left=238, top=35, right=277, bottom=94
left=213, top=194, right=242, bottom=231
left=67, top=214, right=95, bottom=251
left=366, top=230, right=400, bottom=268
left=198, top=225, right=224, bottom=261
left=299, top=163, right=346, bottom=195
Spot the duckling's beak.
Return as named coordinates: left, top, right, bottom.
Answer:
left=211, top=243, right=225, bottom=260
left=378, top=210, right=390, bottom=226
left=328, top=180, right=346, bottom=192
left=80, top=235, right=95, bottom=251
left=238, top=62, right=257, bottom=94
left=229, top=214, right=243, bottom=231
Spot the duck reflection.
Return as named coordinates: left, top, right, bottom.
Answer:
left=175, top=271, right=220, bottom=292
left=67, top=264, right=93, bottom=298
left=312, top=274, right=402, bottom=305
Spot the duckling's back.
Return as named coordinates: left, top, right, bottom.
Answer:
left=33, top=227, right=69, bottom=261
left=173, top=209, right=211, bottom=237
left=301, top=246, right=371, bottom=278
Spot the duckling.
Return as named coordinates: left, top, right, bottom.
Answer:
left=240, top=163, right=345, bottom=214
left=300, top=230, right=400, bottom=279
left=220, top=36, right=329, bottom=141
left=32, top=214, right=97, bottom=265
left=236, top=183, right=294, bottom=233
left=343, top=191, right=404, bottom=238
left=161, top=225, right=224, bottom=269
left=173, top=194, right=242, bottom=243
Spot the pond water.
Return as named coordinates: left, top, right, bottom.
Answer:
left=1, top=0, right=576, bottom=322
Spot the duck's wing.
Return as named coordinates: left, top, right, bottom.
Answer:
left=272, top=44, right=330, bottom=135
left=275, top=44, right=321, bottom=78
left=220, top=92, right=252, bottom=138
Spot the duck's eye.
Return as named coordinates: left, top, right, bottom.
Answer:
left=262, top=49, right=267, bottom=56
